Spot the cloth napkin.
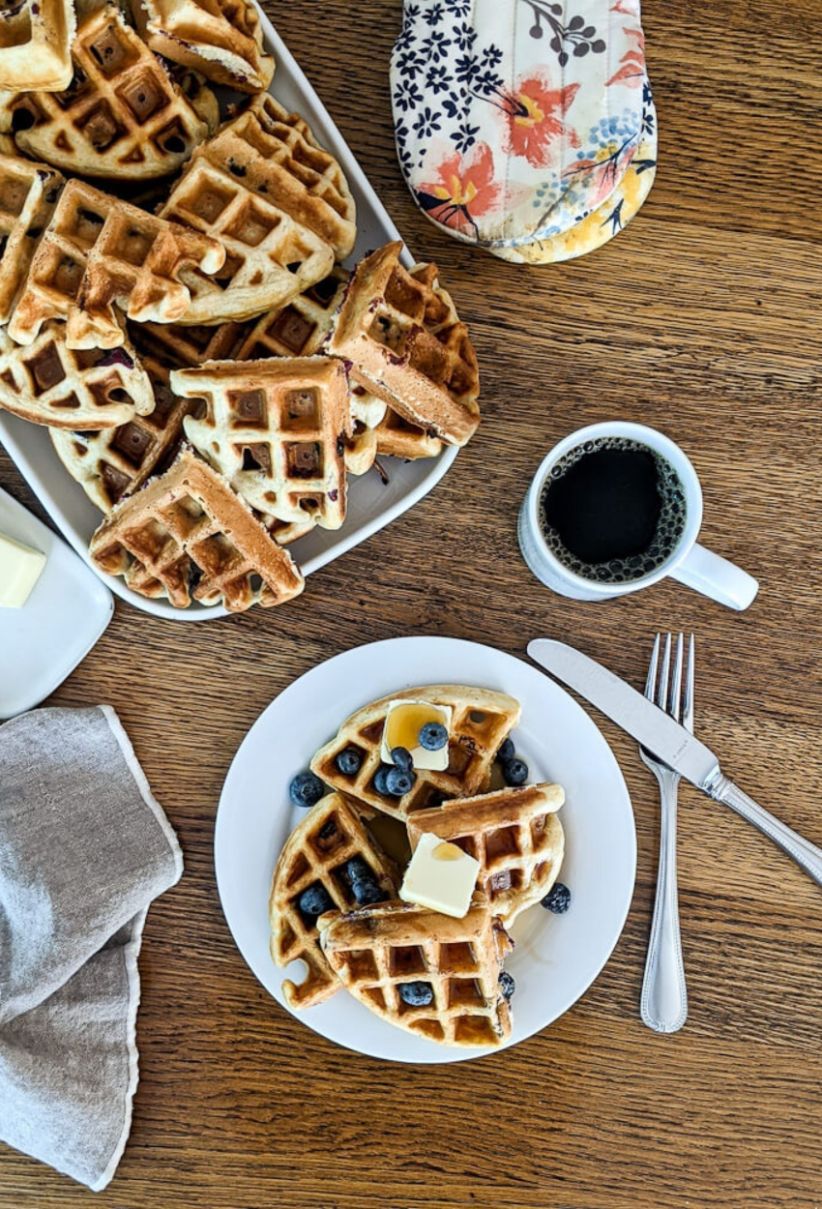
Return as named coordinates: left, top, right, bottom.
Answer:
left=0, top=705, right=183, bottom=1191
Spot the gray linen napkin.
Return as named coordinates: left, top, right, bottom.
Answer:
left=0, top=705, right=183, bottom=1191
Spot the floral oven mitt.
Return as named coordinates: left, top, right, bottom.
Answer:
left=391, top=0, right=656, bottom=263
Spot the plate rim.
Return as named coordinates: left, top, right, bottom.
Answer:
left=214, top=635, right=637, bottom=1064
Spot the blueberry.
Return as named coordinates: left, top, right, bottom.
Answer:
left=385, top=766, right=415, bottom=796
left=373, top=764, right=393, bottom=795
left=298, top=882, right=334, bottom=917
left=351, top=876, right=386, bottom=906
left=335, top=747, right=362, bottom=775
left=502, top=758, right=528, bottom=787
left=345, top=857, right=370, bottom=883
left=399, top=981, right=434, bottom=1007
left=497, top=737, right=515, bottom=762
left=499, top=971, right=516, bottom=1002
left=419, top=721, right=448, bottom=751
left=390, top=746, right=413, bottom=770
left=542, top=882, right=571, bottom=913
left=289, top=770, right=324, bottom=808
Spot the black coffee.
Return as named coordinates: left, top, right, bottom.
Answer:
left=539, top=438, right=687, bottom=585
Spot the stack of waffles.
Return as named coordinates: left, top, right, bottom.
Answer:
left=268, top=685, right=566, bottom=1048
left=0, top=1, right=481, bottom=613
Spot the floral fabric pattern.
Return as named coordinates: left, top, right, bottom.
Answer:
left=390, top=0, right=653, bottom=257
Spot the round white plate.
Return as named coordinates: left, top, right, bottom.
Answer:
left=215, top=637, right=636, bottom=1064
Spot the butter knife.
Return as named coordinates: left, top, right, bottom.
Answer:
left=527, top=639, right=822, bottom=888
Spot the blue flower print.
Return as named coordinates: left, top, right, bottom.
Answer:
left=413, top=106, right=442, bottom=138
left=396, top=49, right=425, bottom=76
left=426, top=64, right=453, bottom=94
left=454, top=52, right=479, bottom=85
left=394, top=78, right=423, bottom=112
left=444, top=0, right=471, bottom=14
left=421, top=31, right=452, bottom=61
left=423, top=2, right=445, bottom=25
left=453, top=23, right=477, bottom=51
left=481, top=45, right=504, bottom=68
left=450, top=120, right=480, bottom=152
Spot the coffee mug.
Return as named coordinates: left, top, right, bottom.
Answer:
left=518, top=421, right=759, bottom=610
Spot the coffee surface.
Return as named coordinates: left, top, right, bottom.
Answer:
left=539, top=438, right=687, bottom=584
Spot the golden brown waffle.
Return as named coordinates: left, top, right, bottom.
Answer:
left=236, top=269, right=384, bottom=477
left=133, top=0, right=274, bottom=93
left=50, top=377, right=199, bottom=510
left=158, top=150, right=334, bottom=325
left=7, top=179, right=225, bottom=348
left=407, top=784, right=565, bottom=923
left=175, top=355, right=351, bottom=529
left=1, top=5, right=214, bottom=180
left=319, top=898, right=514, bottom=1047
left=0, top=152, right=63, bottom=326
left=269, top=792, right=398, bottom=1009
left=210, top=95, right=356, bottom=260
left=129, top=317, right=249, bottom=374
left=0, top=0, right=75, bottom=93
left=0, top=322, right=154, bottom=429
left=89, top=446, right=305, bottom=610
left=310, top=685, right=521, bottom=823
left=326, top=241, right=480, bottom=447
left=374, top=404, right=442, bottom=461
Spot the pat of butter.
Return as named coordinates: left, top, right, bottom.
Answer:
left=380, top=699, right=453, bottom=772
left=400, top=831, right=479, bottom=919
left=0, top=531, right=46, bottom=608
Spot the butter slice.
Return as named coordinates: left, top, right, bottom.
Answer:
left=400, top=832, right=480, bottom=919
left=380, top=699, right=453, bottom=772
left=0, top=532, right=46, bottom=608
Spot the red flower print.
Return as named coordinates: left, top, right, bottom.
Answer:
left=500, top=76, right=580, bottom=168
left=417, top=143, right=501, bottom=236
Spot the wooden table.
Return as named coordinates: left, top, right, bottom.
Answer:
left=1, top=1, right=820, bottom=1206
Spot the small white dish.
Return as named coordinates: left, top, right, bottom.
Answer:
left=0, top=4, right=459, bottom=622
left=0, top=487, right=113, bottom=720
left=215, top=636, right=637, bottom=1064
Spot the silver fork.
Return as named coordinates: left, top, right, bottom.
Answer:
left=639, top=633, right=692, bottom=1034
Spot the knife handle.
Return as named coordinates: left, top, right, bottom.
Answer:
left=709, top=774, right=822, bottom=887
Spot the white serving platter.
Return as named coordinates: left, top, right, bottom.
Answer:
left=0, top=486, right=113, bottom=719
left=0, top=5, right=458, bottom=622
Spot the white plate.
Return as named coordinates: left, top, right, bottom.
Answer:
left=0, top=4, right=458, bottom=623
left=0, top=487, right=113, bottom=719
left=215, top=637, right=636, bottom=1064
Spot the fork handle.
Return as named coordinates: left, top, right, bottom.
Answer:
left=708, top=775, right=822, bottom=887
left=641, top=776, right=688, bottom=1033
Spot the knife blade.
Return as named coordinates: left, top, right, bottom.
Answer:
left=527, top=638, right=822, bottom=887
left=527, top=638, right=720, bottom=791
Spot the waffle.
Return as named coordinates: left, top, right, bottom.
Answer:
left=0, top=322, right=154, bottom=429
left=0, top=153, right=63, bottom=326
left=0, top=0, right=75, bottom=93
left=51, top=376, right=199, bottom=510
left=209, top=95, right=356, bottom=260
left=158, top=150, right=334, bottom=325
left=407, top=784, right=565, bottom=923
left=310, top=685, right=521, bottom=823
left=7, top=179, right=225, bottom=348
left=319, top=898, right=514, bottom=1047
left=236, top=270, right=384, bottom=477
left=175, top=355, right=351, bottom=529
left=1, top=5, right=214, bottom=180
left=88, top=446, right=305, bottom=610
left=326, top=242, right=480, bottom=447
left=374, top=404, right=442, bottom=461
left=133, top=0, right=274, bottom=93
left=129, top=317, right=249, bottom=374
left=269, top=792, right=398, bottom=1009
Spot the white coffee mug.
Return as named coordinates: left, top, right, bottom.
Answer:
left=518, top=422, right=758, bottom=610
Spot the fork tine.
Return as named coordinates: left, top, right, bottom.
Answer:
left=644, top=633, right=661, bottom=700
left=657, top=633, right=672, bottom=712
left=682, top=634, right=695, bottom=733
left=670, top=633, right=684, bottom=722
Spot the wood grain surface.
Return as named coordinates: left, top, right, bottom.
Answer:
left=1, top=1, right=820, bottom=1206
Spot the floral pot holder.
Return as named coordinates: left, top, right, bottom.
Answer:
left=391, top=0, right=656, bottom=262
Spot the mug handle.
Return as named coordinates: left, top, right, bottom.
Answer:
left=670, top=543, right=759, bottom=611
